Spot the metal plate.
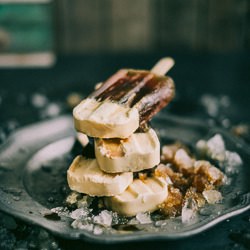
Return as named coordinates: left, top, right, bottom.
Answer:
left=0, top=114, right=249, bottom=243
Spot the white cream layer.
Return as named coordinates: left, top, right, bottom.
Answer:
left=104, top=177, right=168, bottom=216
left=73, top=98, right=139, bottom=139
left=67, top=155, right=133, bottom=196
left=95, top=128, right=160, bottom=173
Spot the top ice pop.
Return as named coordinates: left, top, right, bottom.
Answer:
left=73, top=58, right=175, bottom=138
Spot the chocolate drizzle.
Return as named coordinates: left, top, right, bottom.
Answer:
left=90, top=69, right=175, bottom=125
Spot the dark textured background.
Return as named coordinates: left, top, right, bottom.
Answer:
left=55, top=0, right=250, bottom=53
left=0, top=0, right=250, bottom=55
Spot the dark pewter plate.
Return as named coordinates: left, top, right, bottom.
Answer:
left=0, top=113, right=249, bottom=243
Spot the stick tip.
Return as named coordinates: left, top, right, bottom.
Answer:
left=151, top=57, right=175, bottom=75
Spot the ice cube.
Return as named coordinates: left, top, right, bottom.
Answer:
left=93, top=225, right=104, bottom=235
left=202, top=190, right=222, bottom=204
left=93, top=210, right=113, bottom=227
left=71, top=220, right=94, bottom=231
left=181, top=198, right=197, bottom=223
left=196, top=140, right=208, bottom=156
left=174, top=149, right=194, bottom=173
left=135, top=212, right=152, bottom=224
left=196, top=134, right=243, bottom=175
left=41, top=103, right=61, bottom=118
left=223, top=151, right=242, bottom=175
left=70, top=208, right=89, bottom=220
left=50, top=207, right=70, bottom=217
left=206, top=134, right=226, bottom=161
left=31, top=93, right=48, bottom=108
left=200, top=94, right=219, bottom=117
left=128, top=217, right=139, bottom=225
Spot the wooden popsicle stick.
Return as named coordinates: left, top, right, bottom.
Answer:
left=151, top=57, right=175, bottom=75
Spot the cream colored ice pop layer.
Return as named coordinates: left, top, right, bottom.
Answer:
left=104, top=177, right=169, bottom=216
left=67, top=155, right=133, bottom=196
left=74, top=98, right=139, bottom=139
left=94, top=128, right=160, bottom=173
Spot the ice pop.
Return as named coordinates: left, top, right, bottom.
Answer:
left=104, top=176, right=169, bottom=216
left=67, top=155, right=133, bottom=196
left=94, top=128, right=160, bottom=173
left=73, top=58, right=175, bottom=138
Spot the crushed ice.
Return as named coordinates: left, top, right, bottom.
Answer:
left=51, top=196, right=153, bottom=234
left=202, top=190, right=222, bottom=204
left=127, top=212, right=152, bottom=225
left=40, top=103, right=62, bottom=118
left=93, top=210, right=113, bottom=227
left=70, top=208, right=90, bottom=220
left=200, top=94, right=220, bottom=117
left=200, top=94, right=231, bottom=118
left=51, top=195, right=120, bottom=234
left=30, top=92, right=63, bottom=119
left=70, top=209, right=118, bottom=233
left=71, top=220, right=94, bottom=231
left=181, top=198, right=197, bottom=223
left=135, top=212, right=152, bottom=224
left=223, top=151, right=243, bottom=175
left=31, top=93, right=48, bottom=108
left=50, top=207, right=71, bottom=218
left=196, top=134, right=242, bottom=175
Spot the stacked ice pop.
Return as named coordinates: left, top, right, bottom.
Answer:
left=67, top=58, right=175, bottom=216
